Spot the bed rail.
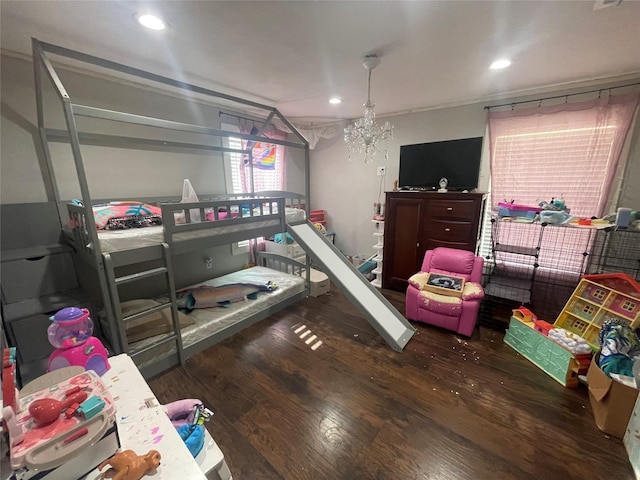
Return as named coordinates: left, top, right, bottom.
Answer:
left=256, top=251, right=307, bottom=277
left=65, top=196, right=289, bottom=259
left=161, top=197, right=286, bottom=254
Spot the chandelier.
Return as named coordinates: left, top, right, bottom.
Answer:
left=344, top=53, right=393, bottom=163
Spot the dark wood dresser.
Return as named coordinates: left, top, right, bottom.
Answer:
left=382, top=191, right=485, bottom=291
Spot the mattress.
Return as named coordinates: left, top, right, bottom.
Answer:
left=91, top=207, right=306, bottom=253
left=131, top=265, right=305, bottom=366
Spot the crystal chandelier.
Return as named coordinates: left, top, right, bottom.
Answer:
left=344, top=53, right=393, bottom=163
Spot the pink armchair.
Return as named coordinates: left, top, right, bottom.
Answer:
left=406, top=247, right=484, bottom=337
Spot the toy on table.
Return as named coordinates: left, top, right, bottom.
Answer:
left=5, top=369, right=117, bottom=473
left=28, top=386, right=88, bottom=425
left=47, top=307, right=110, bottom=376
left=98, top=449, right=161, bottom=480
left=162, top=399, right=213, bottom=457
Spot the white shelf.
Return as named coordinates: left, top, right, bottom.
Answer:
left=371, top=219, right=384, bottom=288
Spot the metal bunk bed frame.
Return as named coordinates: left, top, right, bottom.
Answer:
left=32, top=38, right=311, bottom=377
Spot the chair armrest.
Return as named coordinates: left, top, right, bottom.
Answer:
left=408, top=272, right=430, bottom=290
left=461, top=282, right=484, bottom=301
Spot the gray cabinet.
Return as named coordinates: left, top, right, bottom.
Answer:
left=1, top=202, right=89, bottom=385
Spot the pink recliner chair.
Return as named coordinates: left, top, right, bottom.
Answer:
left=406, top=247, right=484, bottom=337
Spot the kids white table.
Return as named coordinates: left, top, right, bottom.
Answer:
left=83, top=354, right=231, bottom=480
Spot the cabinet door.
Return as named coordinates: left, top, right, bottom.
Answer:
left=383, top=196, right=424, bottom=290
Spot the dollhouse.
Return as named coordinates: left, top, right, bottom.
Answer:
left=554, top=273, right=640, bottom=349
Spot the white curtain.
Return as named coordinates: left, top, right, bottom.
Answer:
left=488, top=93, right=638, bottom=218
left=487, top=93, right=639, bottom=275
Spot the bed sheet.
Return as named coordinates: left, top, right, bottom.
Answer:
left=90, top=207, right=305, bottom=253
left=131, top=266, right=305, bottom=366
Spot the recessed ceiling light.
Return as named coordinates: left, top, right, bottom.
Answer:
left=490, top=59, right=511, bottom=70
left=136, top=13, right=166, bottom=31
left=329, top=97, right=342, bottom=105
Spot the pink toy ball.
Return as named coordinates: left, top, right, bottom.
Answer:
left=47, top=307, right=111, bottom=376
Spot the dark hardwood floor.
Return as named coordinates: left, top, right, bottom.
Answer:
left=149, top=287, right=634, bottom=480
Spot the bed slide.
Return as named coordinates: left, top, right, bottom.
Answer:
left=287, top=222, right=415, bottom=352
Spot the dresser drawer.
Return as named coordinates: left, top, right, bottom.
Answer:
left=1, top=252, right=78, bottom=303
left=427, top=199, right=477, bottom=220
left=426, top=219, right=473, bottom=243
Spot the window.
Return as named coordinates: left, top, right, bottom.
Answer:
left=222, top=122, right=287, bottom=254
left=481, top=94, right=639, bottom=279
left=222, top=123, right=286, bottom=194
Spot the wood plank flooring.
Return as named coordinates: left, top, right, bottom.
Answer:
left=149, top=287, right=635, bottom=480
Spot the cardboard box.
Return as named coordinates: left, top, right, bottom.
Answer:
left=586, top=354, right=639, bottom=438
left=422, top=273, right=465, bottom=298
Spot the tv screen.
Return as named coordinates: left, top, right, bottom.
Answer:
left=398, top=137, right=483, bottom=191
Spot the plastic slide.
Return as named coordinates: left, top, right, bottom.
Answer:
left=287, top=221, right=415, bottom=352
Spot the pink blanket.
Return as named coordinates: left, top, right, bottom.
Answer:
left=92, top=202, right=162, bottom=230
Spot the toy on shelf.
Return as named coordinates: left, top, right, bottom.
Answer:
left=47, top=307, right=110, bottom=376
left=98, top=449, right=161, bottom=480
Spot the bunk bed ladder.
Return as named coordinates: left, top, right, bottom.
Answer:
left=103, top=243, right=185, bottom=368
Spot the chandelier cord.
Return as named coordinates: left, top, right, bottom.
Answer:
left=367, top=68, right=372, bottom=104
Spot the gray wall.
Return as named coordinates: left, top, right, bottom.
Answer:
left=1, top=54, right=304, bottom=203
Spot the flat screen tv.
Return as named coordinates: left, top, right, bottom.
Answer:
left=398, top=137, right=483, bottom=191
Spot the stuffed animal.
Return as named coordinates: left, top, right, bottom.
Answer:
left=98, top=449, right=161, bottom=480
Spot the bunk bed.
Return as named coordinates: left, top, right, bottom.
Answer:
left=32, top=39, right=312, bottom=378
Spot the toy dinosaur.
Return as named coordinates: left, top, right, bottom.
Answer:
left=98, top=449, right=161, bottom=480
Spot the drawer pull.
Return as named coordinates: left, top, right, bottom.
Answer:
left=445, top=228, right=451, bottom=232
left=447, top=207, right=453, bottom=211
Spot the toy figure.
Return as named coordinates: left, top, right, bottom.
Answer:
left=98, top=449, right=161, bottom=480
left=47, top=307, right=110, bottom=375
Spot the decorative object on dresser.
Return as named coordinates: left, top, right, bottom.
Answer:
left=382, top=191, right=485, bottom=291
left=405, top=247, right=485, bottom=337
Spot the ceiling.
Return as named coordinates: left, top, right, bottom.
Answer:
left=2, top=1, right=640, bottom=125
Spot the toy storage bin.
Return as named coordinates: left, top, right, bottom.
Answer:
left=504, top=313, right=590, bottom=387
left=497, top=202, right=541, bottom=219
left=301, top=268, right=330, bottom=297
